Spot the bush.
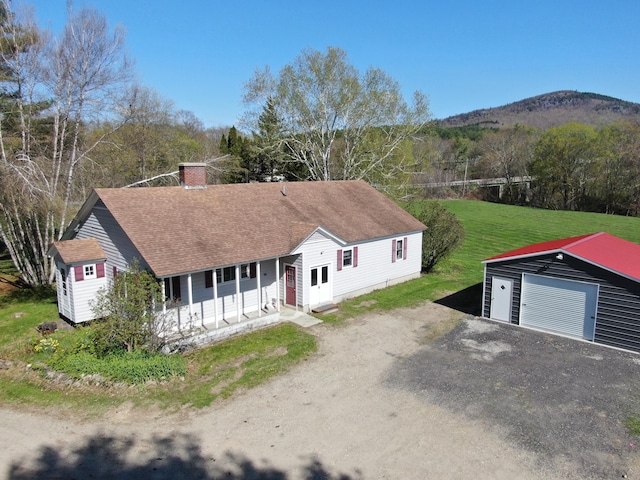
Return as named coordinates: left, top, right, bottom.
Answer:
left=49, top=349, right=187, bottom=384
left=404, top=201, right=465, bottom=272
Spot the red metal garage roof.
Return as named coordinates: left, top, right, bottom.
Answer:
left=483, top=232, right=640, bottom=282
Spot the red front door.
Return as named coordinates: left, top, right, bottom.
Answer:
left=285, top=265, right=296, bottom=306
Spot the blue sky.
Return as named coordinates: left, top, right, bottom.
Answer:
left=31, top=0, right=640, bottom=128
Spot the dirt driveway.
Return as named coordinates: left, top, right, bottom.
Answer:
left=2, top=302, right=640, bottom=479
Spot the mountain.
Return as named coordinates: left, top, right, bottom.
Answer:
left=438, top=91, right=640, bottom=130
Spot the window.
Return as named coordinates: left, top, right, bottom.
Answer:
left=60, top=268, right=67, bottom=296
left=343, top=249, right=352, bottom=267
left=337, top=247, right=358, bottom=271
left=241, top=264, right=250, bottom=279
left=216, top=266, right=236, bottom=284
left=84, top=264, right=96, bottom=279
left=392, top=237, right=407, bottom=262
left=213, top=263, right=257, bottom=284
left=395, top=239, right=403, bottom=260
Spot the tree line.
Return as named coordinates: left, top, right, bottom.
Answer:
left=423, top=121, right=640, bottom=216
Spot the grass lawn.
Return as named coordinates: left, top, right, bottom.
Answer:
left=2, top=199, right=640, bottom=412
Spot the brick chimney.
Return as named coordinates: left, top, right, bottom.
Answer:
left=179, top=163, right=207, bottom=189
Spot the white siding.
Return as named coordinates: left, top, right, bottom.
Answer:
left=69, top=264, right=107, bottom=323
left=295, top=230, right=423, bottom=310
left=76, top=202, right=143, bottom=281
left=334, top=232, right=422, bottom=302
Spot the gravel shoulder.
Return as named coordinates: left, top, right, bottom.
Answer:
left=1, top=302, right=639, bottom=479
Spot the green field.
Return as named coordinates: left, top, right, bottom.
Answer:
left=440, top=200, right=640, bottom=286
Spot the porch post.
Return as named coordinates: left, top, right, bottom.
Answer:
left=161, top=278, right=166, bottom=315
left=187, top=273, right=193, bottom=320
left=235, top=264, right=241, bottom=323
left=275, top=257, right=280, bottom=311
left=213, top=269, right=219, bottom=329
left=256, top=261, right=262, bottom=317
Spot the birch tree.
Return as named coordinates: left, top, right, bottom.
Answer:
left=0, top=1, right=131, bottom=287
left=242, top=47, right=431, bottom=182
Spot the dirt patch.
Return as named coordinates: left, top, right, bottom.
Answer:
left=1, top=302, right=638, bottom=479
left=353, top=299, right=377, bottom=308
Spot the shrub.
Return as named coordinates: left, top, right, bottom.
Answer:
left=404, top=201, right=465, bottom=272
left=49, top=349, right=187, bottom=384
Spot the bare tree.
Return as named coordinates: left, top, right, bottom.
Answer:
left=0, top=1, right=131, bottom=286
left=242, top=47, right=431, bottom=182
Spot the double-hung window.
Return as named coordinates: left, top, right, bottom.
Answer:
left=392, top=237, right=407, bottom=262
left=337, top=247, right=358, bottom=271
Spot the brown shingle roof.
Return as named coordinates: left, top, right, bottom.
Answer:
left=52, top=238, right=106, bottom=264
left=93, top=180, right=425, bottom=277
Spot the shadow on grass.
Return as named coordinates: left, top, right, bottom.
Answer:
left=8, top=432, right=359, bottom=480
left=434, top=282, right=482, bottom=316
left=0, top=285, right=57, bottom=306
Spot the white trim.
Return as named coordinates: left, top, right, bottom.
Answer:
left=213, top=269, right=219, bottom=329
left=482, top=264, right=487, bottom=317
left=256, top=261, right=262, bottom=317
left=291, top=226, right=347, bottom=253
left=83, top=263, right=97, bottom=280
left=235, top=264, right=241, bottom=323
left=187, top=273, right=193, bottom=317
left=276, top=258, right=280, bottom=311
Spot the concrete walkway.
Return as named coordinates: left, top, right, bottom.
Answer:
left=279, top=306, right=323, bottom=327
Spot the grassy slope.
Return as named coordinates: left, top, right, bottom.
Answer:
left=440, top=200, right=640, bottom=284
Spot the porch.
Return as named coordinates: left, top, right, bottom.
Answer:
left=164, top=305, right=321, bottom=351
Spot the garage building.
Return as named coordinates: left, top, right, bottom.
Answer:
left=482, top=232, right=640, bottom=353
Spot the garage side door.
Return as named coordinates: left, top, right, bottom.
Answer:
left=520, top=273, right=598, bottom=340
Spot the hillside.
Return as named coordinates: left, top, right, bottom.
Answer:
left=439, top=91, right=640, bottom=130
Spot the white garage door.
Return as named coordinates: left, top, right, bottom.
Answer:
left=520, top=273, right=598, bottom=340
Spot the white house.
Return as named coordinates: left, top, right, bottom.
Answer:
left=48, top=163, right=426, bottom=338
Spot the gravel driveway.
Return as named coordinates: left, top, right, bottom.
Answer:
left=2, top=302, right=640, bottom=479
left=387, top=316, right=640, bottom=479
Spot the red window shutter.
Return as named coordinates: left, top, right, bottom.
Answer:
left=337, top=250, right=343, bottom=271
left=250, top=262, right=257, bottom=279
left=96, top=262, right=105, bottom=278
left=74, top=265, right=84, bottom=281
left=403, top=237, right=408, bottom=260
left=205, top=270, right=213, bottom=288
left=353, top=246, right=358, bottom=267
left=392, top=240, right=397, bottom=263
left=113, top=266, right=118, bottom=278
